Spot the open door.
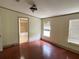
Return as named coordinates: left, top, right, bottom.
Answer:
left=18, top=17, right=29, bottom=44
left=0, top=16, right=3, bottom=51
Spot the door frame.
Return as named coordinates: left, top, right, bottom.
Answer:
left=17, top=17, right=29, bottom=44
left=0, top=16, right=3, bottom=51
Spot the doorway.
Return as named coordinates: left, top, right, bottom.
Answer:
left=18, top=17, right=29, bottom=44
left=0, top=16, right=3, bottom=51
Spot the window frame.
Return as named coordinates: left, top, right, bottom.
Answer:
left=68, top=19, right=79, bottom=45
left=42, top=20, right=51, bottom=37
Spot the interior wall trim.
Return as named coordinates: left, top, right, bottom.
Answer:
left=0, top=6, right=39, bottom=19
left=3, top=43, right=19, bottom=49
left=1, top=5, right=79, bottom=19
left=42, top=12, right=79, bottom=19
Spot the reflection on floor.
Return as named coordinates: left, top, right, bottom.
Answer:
left=20, top=32, right=28, bottom=44
left=0, top=40, right=79, bottom=59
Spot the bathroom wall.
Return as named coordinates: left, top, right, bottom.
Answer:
left=0, top=7, right=41, bottom=46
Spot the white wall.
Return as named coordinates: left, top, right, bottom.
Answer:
left=29, top=17, right=41, bottom=42
left=0, top=7, right=41, bottom=47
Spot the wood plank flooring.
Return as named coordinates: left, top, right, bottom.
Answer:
left=0, top=40, right=79, bottom=59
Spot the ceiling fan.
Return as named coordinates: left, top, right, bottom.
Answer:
left=16, top=0, right=38, bottom=12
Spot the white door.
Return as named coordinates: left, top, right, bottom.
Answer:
left=0, top=16, right=3, bottom=51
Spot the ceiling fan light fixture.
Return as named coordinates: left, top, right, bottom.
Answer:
left=30, top=4, right=38, bottom=12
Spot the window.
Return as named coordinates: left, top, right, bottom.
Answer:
left=43, top=20, right=51, bottom=37
left=68, top=19, right=79, bottom=45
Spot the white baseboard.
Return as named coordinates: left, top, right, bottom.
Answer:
left=0, top=48, right=3, bottom=52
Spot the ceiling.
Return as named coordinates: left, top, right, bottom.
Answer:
left=0, top=0, right=79, bottom=18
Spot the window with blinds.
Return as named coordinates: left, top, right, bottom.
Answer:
left=43, top=21, right=51, bottom=37
left=68, top=19, right=79, bottom=45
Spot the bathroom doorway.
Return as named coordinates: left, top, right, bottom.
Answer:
left=18, top=17, right=29, bottom=44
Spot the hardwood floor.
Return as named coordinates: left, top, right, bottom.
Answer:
left=0, top=40, right=79, bottom=59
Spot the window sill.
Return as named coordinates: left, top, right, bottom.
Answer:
left=68, top=41, right=79, bottom=46
left=42, top=36, right=50, bottom=40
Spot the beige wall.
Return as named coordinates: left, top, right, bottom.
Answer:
left=20, top=20, right=28, bottom=32
left=0, top=7, right=41, bottom=46
left=42, top=13, right=79, bottom=52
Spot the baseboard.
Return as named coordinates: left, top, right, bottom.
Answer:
left=42, top=39, right=79, bottom=54
left=3, top=43, right=19, bottom=49
left=0, top=49, right=3, bottom=52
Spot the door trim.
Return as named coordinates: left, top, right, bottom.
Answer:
left=17, top=17, right=29, bottom=44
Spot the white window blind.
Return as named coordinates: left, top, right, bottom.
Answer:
left=68, top=20, right=79, bottom=44
left=43, top=21, right=51, bottom=37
